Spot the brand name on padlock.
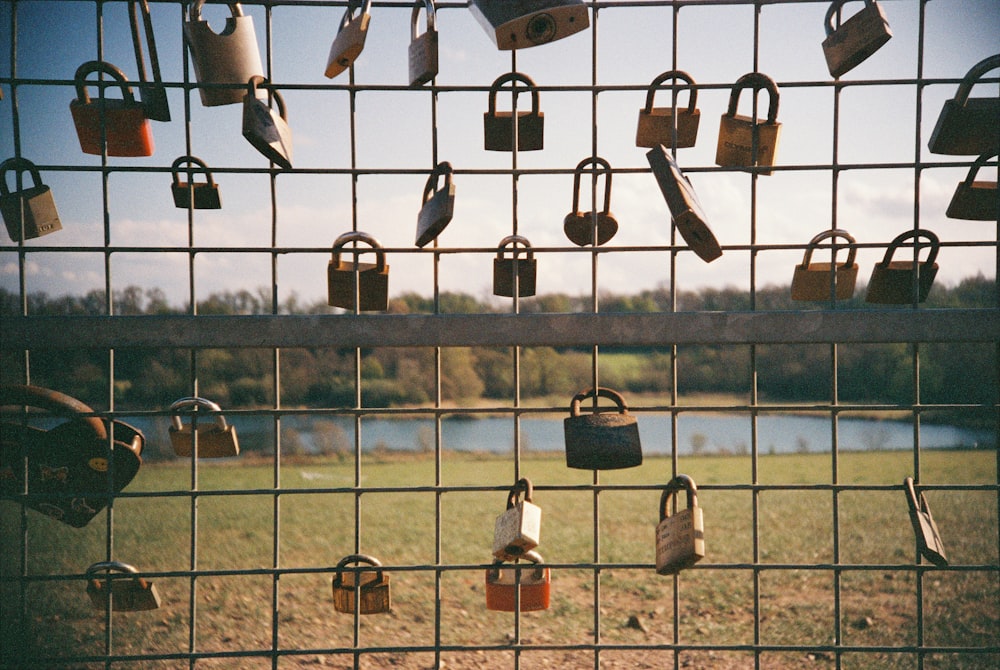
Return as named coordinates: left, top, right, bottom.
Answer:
left=723, top=140, right=771, bottom=153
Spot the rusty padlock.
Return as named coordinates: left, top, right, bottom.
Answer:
left=790, top=229, right=858, bottom=301
left=865, top=229, right=939, bottom=304
left=69, top=61, right=154, bottom=157
left=184, top=1, right=265, bottom=107
left=325, top=0, right=372, bottom=79
left=0, top=157, right=62, bottom=242
left=493, top=478, right=542, bottom=561
left=903, top=477, right=947, bottom=567
left=564, top=156, right=618, bottom=246
left=485, top=550, right=550, bottom=612
left=635, top=70, right=701, bottom=149
left=715, top=72, right=781, bottom=175
left=415, top=161, right=455, bottom=247
left=493, top=235, right=537, bottom=298
left=821, top=0, right=892, bottom=78
left=86, top=561, right=161, bottom=612
left=168, top=397, right=239, bottom=459
left=484, top=72, right=544, bottom=152
left=646, top=144, right=722, bottom=263
left=655, top=474, right=705, bottom=575
left=946, top=153, right=998, bottom=221
left=928, top=54, right=1000, bottom=156
left=327, top=231, right=390, bottom=312
left=563, top=387, right=642, bottom=470
left=242, top=75, right=293, bottom=169
left=409, top=0, right=439, bottom=86
left=170, top=155, right=221, bottom=210
left=332, top=554, right=391, bottom=614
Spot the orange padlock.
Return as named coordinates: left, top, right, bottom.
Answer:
left=69, top=61, right=154, bottom=157
left=485, top=550, right=550, bottom=612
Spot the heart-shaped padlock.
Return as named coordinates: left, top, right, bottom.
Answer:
left=564, top=156, right=617, bottom=246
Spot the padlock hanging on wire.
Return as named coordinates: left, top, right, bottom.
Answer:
left=492, top=478, right=542, bottom=561
left=655, top=474, right=705, bottom=575
left=0, top=156, right=62, bottom=241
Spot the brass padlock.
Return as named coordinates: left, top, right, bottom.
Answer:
left=170, top=155, right=222, bottom=210
left=928, top=54, right=1000, bottom=156
left=332, top=554, right=391, bottom=614
left=327, top=231, right=390, bottom=312
left=184, top=1, right=265, bottom=107
left=69, top=61, right=155, bottom=157
left=635, top=70, right=701, bottom=149
left=242, top=75, right=293, bottom=169
left=168, top=397, right=239, bottom=459
left=325, top=0, right=372, bottom=79
left=484, top=72, right=544, bottom=152
left=655, top=474, right=705, bottom=575
left=790, top=229, right=858, bottom=301
left=493, top=235, right=537, bottom=298
left=903, top=477, right=947, bottom=567
left=469, top=0, right=589, bottom=51
left=86, top=561, right=161, bottom=612
left=0, top=157, right=62, bottom=242
left=415, top=161, right=455, bottom=247
left=865, top=229, right=939, bottom=304
left=715, top=72, right=781, bottom=175
left=493, top=478, right=542, bottom=561
left=485, top=550, right=550, bottom=612
left=409, top=0, right=439, bottom=86
left=563, top=387, right=642, bottom=470
left=646, top=145, right=722, bottom=263
left=563, top=156, right=618, bottom=246
left=946, top=153, right=998, bottom=221
left=821, top=0, right=892, bottom=78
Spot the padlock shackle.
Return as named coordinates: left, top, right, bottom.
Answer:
left=411, top=0, right=437, bottom=40
left=246, top=75, right=288, bottom=121
left=659, top=474, right=699, bottom=521
left=961, top=152, right=998, bottom=186
left=0, top=157, right=44, bottom=196
left=169, top=396, right=228, bottom=432
left=73, top=60, right=136, bottom=106
left=823, top=0, right=877, bottom=37
left=571, top=156, right=613, bottom=215
left=170, top=155, right=216, bottom=188
left=496, top=234, right=533, bottom=260
left=800, top=229, right=857, bottom=268
left=952, top=54, right=1000, bottom=106
left=879, top=228, right=940, bottom=267
left=421, top=161, right=453, bottom=205
left=726, top=72, right=780, bottom=125
left=1, top=384, right=108, bottom=443
left=488, top=549, right=545, bottom=580
left=505, top=477, right=534, bottom=508
left=189, top=0, right=244, bottom=21
left=568, top=386, right=629, bottom=418
left=85, top=560, right=141, bottom=577
left=487, top=72, right=540, bottom=115
left=339, top=0, right=374, bottom=32
left=643, top=70, right=697, bottom=115
left=332, top=230, right=386, bottom=271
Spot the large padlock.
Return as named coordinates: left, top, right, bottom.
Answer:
left=170, top=155, right=222, bottom=210
left=715, top=72, right=781, bottom=175
left=865, top=229, right=939, bottom=304
left=790, top=229, right=858, bottom=301
left=928, top=54, right=1000, bottom=156
left=646, top=145, right=722, bottom=263
left=563, top=387, right=642, bottom=470
left=325, top=0, right=372, bottom=79
left=327, top=231, right=390, bottom=312
left=0, top=157, right=62, bottom=242
left=493, top=478, right=542, bottom=561
left=409, top=0, right=439, bottom=86
left=485, top=550, right=550, bottom=612
left=903, top=477, right=947, bottom=567
left=469, top=0, right=589, bottom=51
left=168, top=397, right=239, bottom=459
left=563, top=156, right=618, bottom=246
left=128, top=0, right=171, bottom=121
left=655, top=474, right=705, bottom=575
left=242, top=75, right=293, bottom=169
left=0, top=385, right=144, bottom=528
left=69, top=61, right=154, bottom=157
left=415, top=161, right=455, bottom=247
left=946, top=153, right=998, bottom=221
left=332, top=554, right=391, bottom=614
left=493, top=235, right=537, bottom=298
left=86, top=561, right=161, bottom=612
left=484, top=72, right=544, bottom=152
left=184, top=1, right=264, bottom=107
left=635, top=70, right=701, bottom=149
left=821, top=0, right=892, bottom=78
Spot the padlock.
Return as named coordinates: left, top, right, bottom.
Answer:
left=242, top=75, right=293, bottom=169
left=655, top=474, right=705, bottom=575
left=493, top=235, right=537, bottom=298
left=469, top=0, right=589, bottom=51
left=170, top=155, right=222, bottom=210
left=928, top=54, right=1000, bottom=156
left=168, top=397, right=239, bottom=459
left=715, top=72, right=781, bottom=175
left=184, top=1, right=265, bottom=107
left=493, top=478, right=542, bottom=561
left=325, top=0, right=372, bottom=79
left=903, top=477, right=948, bottom=567
left=0, top=157, right=62, bottom=242
left=865, top=229, right=939, bottom=304
left=635, top=70, right=701, bottom=149
left=790, top=229, right=858, bottom=301
left=415, top=161, right=455, bottom=247
left=563, top=156, right=618, bottom=246
left=69, top=61, right=154, bottom=157
left=485, top=550, right=550, bottom=612
left=821, top=0, right=892, bottom=78
left=128, top=0, right=171, bottom=121
left=946, top=153, right=998, bottom=221
left=646, top=145, right=722, bottom=263
left=563, top=387, right=642, bottom=470
left=86, top=561, right=161, bottom=612
left=327, top=231, right=390, bottom=312
left=409, top=0, right=439, bottom=86
left=484, top=72, right=544, bottom=152
left=332, top=554, right=391, bottom=614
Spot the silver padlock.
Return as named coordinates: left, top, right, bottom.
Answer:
left=168, top=396, right=240, bottom=459
left=0, top=157, right=62, bottom=242
left=184, top=1, right=264, bottom=107
left=903, top=477, right=947, bottom=567
left=409, top=0, right=439, bottom=86
left=325, top=0, right=372, bottom=79
left=415, top=161, right=455, bottom=247
left=655, top=474, right=705, bottom=575
left=493, top=478, right=542, bottom=561
left=242, top=75, right=293, bottom=169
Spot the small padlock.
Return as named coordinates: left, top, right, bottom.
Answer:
left=903, top=477, right=947, bottom=567
left=242, top=75, right=293, bottom=169
left=69, top=61, right=155, bottom=157
left=415, top=161, right=455, bottom=247
left=790, top=229, right=858, bottom=301
left=0, top=157, right=62, bottom=242
left=655, top=474, right=705, bottom=575
left=563, top=387, right=642, bottom=470
left=184, top=1, right=265, bottom=107
left=170, top=155, right=222, bottom=210
left=484, top=72, right=544, bottom=152
left=86, top=561, right=161, bottom=612
left=327, top=231, right=390, bottom=312
left=493, top=235, right=537, bottom=298
left=946, top=153, right=998, bottom=221
left=715, top=72, right=781, bottom=175
left=493, top=478, right=542, bottom=561
left=563, top=156, right=618, bottom=246
left=409, top=0, right=439, bottom=86
left=865, top=229, right=939, bottom=304
left=646, top=145, right=722, bottom=263
left=485, top=550, right=550, bottom=612
left=928, top=54, right=1000, bottom=156
left=332, top=554, right=391, bottom=614
left=635, top=70, right=701, bottom=149
left=821, top=0, right=892, bottom=78
left=325, top=0, right=372, bottom=79
left=168, top=397, right=239, bottom=459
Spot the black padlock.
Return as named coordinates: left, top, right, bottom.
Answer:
left=865, top=229, right=939, bottom=304
left=563, top=387, right=642, bottom=470
left=946, top=153, right=997, bottom=221
left=493, top=235, right=537, bottom=298
left=564, top=156, right=618, bottom=246
left=928, top=54, right=1000, bottom=156
left=646, top=145, right=722, bottom=263
left=86, top=561, right=161, bottom=612
left=415, top=161, right=455, bottom=247
left=0, top=157, right=62, bottom=242
left=170, top=155, right=222, bottom=210
left=484, top=72, right=544, bottom=152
